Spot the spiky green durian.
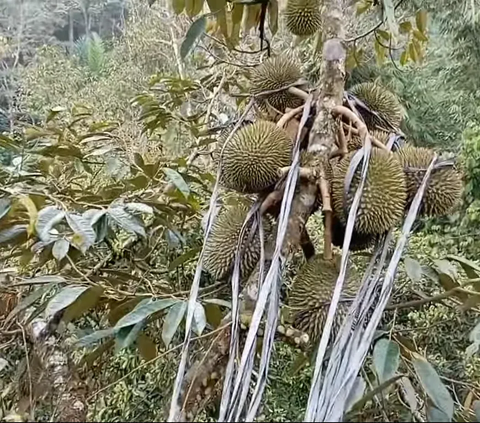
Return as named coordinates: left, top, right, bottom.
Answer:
left=394, top=145, right=463, bottom=217
left=250, top=55, right=304, bottom=114
left=219, top=120, right=293, bottom=193
left=284, top=0, right=322, bottom=36
left=203, top=204, right=272, bottom=280
left=331, top=148, right=407, bottom=234
left=289, top=254, right=359, bottom=343
left=350, top=82, right=404, bottom=130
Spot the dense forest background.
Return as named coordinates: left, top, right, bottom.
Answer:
left=1, top=0, right=480, bottom=421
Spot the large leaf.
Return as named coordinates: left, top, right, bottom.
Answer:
left=124, top=203, right=154, bottom=215
left=36, top=206, right=65, bottom=242
left=6, top=283, right=56, bottom=323
left=66, top=213, right=96, bottom=253
left=404, top=257, right=423, bottom=283
left=162, top=301, right=187, bottom=347
left=382, top=0, right=398, bottom=40
left=180, top=15, right=207, bottom=60
left=168, top=247, right=201, bottom=271
left=115, top=321, right=144, bottom=352
left=345, top=376, right=366, bottom=413
left=473, top=400, right=480, bottom=422
left=52, top=238, right=70, bottom=261
left=427, top=403, right=451, bottom=422
left=445, top=255, right=480, bottom=280
left=114, top=298, right=178, bottom=330
left=415, top=9, right=427, bottom=33
left=18, top=195, right=38, bottom=235
left=137, top=334, right=158, bottom=361
left=82, top=209, right=107, bottom=226
left=107, top=206, right=146, bottom=237
left=192, top=302, right=207, bottom=336
left=205, top=303, right=223, bottom=328
left=399, top=377, right=418, bottom=414
left=207, top=0, right=228, bottom=37
left=412, top=353, right=454, bottom=420
left=62, top=286, right=104, bottom=324
left=0, top=224, right=27, bottom=244
left=77, top=328, right=117, bottom=347
left=0, top=198, right=11, bottom=221
left=373, top=338, right=400, bottom=383
left=45, top=285, right=89, bottom=319
left=171, top=0, right=185, bottom=14
left=163, top=168, right=190, bottom=198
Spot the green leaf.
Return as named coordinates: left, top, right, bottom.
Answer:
left=0, top=134, right=20, bottom=151
left=36, top=206, right=65, bottom=242
left=180, top=15, right=207, bottom=61
left=52, top=239, right=70, bottom=261
left=46, top=106, right=66, bottom=123
left=399, top=20, right=413, bottom=34
left=124, top=203, right=154, bottom=215
left=66, top=213, right=96, bottom=253
left=373, top=338, right=400, bottom=384
left=77, top=328, right=117, bottom=347
left=45, top=285, right=89, bottom=318
left=404, top=257, right=422, bottom=283
left=415, top=9, right=427, bottom=33
left=114, top=298, right=178, bottom=330
left=163, top=168, right=190, bottom=198
left=137, top=334, right=158, bottom=361
left=193, top=302, right=206, bottom=336
left=473, top=400, right=480, bottom=422
left=205, top=303, right=223, bottom=328
left=382, top=0, right=398, bottom=40
left=107, top=206, right=146, bottom=237
left=162, top=301, right=187, bottom=347
left=427, top=404, right=451, bottom=422
left=377, top=29, right=391, bottom=41
left=267, top=0, right=278, bottom=36
left=412, top=353, right=454, bottom=420
left=345, top=376, right=366, bottom=413
left=62, top=286, right=104, bottom=324
left=413, top=29, right=428, bottom=42
left=400, top=49, right=409, bottom=65
left=171, top=0, right=185, bottom=14
left=356, top=0, right=372, bottom=14
left=0, top=224, right=27, bottom=244
left=445, top=255, right=480, bottom=280
left=168, top=247, right=201, bottom=271
left=0, top=198, right=11, bottom=221
left=18, top=195, right=38, bottom=236
left=85, top=145, right=115, bottom=157
left=399, top=377, right=418, bottom=414
left=6, top=284, right=56, bottom=323
left=115, top=322, right=144, bottom=352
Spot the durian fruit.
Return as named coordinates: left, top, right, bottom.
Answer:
left=349, top=82, right=404, bottom=130
left=213, top=119, right=254, bottom=165
left=346, top=129, right=391, bottom=152
left=203, top=204, right=272, bottom=280
left=219, top=120, right=293, bottom=193
left=394, top=145, right=463, bottom=217
left=289, top=254, right=359, bottom=343
left=284, top=0, right=322, bottom=37
left=331, top=148, right=407, bottom=234
left=330, top=214, right=377, bottom=251
left=250, top=55, right=304, bottom=115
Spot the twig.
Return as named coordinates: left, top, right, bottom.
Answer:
left=205, top=72, right=227, bottom=124
left=19, top=323, right=34, bottom=412
left=169, top=27, right=185, bottom=79
left=276, top=105, right=305, bottom=128
left=385, top=287, right=480, bottom=311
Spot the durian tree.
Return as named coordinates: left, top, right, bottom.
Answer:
left=159, top=0, right=466, bottom=421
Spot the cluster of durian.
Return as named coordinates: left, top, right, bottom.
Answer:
left=202, top=54, right=464, bottom=345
